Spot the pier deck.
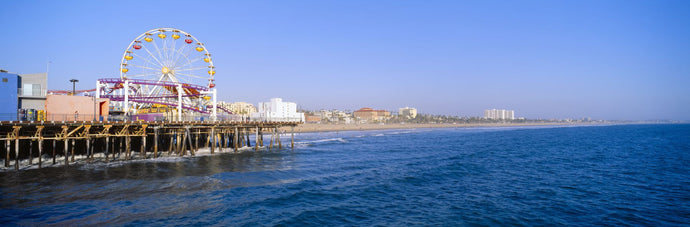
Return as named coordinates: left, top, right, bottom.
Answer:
left=0, top=120, right=300, bottom=171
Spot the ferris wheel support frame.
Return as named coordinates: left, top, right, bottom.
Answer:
left=97, top=78, right=218, bottom=121
left=124, top=80, right=130, bottom=114
left=177, top=83, right=182, bottom=121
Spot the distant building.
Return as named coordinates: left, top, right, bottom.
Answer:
left=251, top=98, right=305, bottom=122
left=353, top=107, right=390, bottom=122
left=305, top=114, right=322, bottom=123
left=219, top=101, right=257, bottom=116
left=319, top=109, right=352, bottom=122
left=398, top=107, right=417, bottom=119
left=484, top=109, right=515, bottom=120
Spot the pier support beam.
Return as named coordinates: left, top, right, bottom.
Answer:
left=195, top=129, right=200, bottom=152
left=257, top=128, right=264, bottom=147
left=5, top=138, right=10, bottom=167
left=52, top=139, right=56, bottom=165
left=153, top=127, right=158, bottom=158
left=205, top=130, right=210, bottom=148
left=246, top=128, right=251, bottom=148
left=125, top=136, right=131, bottom=160
left=120, top=136, right=124, bottom=160
left=269, top=128, right=274, bottom=150
left=38, top=138, right=43, bottom=168
left=64, top=139, right=69, bottom=166
left=186, top=127, right=194, bottom=156
left=28, top=140, right=33, bottom=165
left=14, top=137, right=19, bottom=170
left=169, top=133, right=174, bottom=156
left=234, top=127, right=238, bottom=152
left=210, top=127, right=215, bottom=154
left=141, top=135, right=146, bottom=159
left=176, top=130, right=182, bottom=156
left=85, top=138, right=90, bottom=161
left=276, top=128, right=283, bottom=150
left=255, top=127, right=259, bottom=151
left=181, top=129, right=188, bottom=156
left=105, top=136, right=110, bottom=162
left=217, top=131, right=222, bottom=152
left=71, top=139, right=75, bottom=163
left=12, top=126, right=21, bottom=170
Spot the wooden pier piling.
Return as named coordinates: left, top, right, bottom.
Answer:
left=153, top=127, right=158, bottom=158
left=36, top=126, right=44, bottom=168
left=52, top=139, right=56, bottom=165
left=276, top=127, right=280, bottom=149
left=105, top=136, right=110, bottom=162
left=234, top=127, right=238, bottom=152
left=5, top=138, right=10, bottom=167
left=210, top=127, right=215, bottom=154
left=64, top=139, right=69, bottom=166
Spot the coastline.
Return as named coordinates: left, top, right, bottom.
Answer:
left=293, top=122, right=598, bottom=133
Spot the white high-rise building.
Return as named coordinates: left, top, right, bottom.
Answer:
left=398, top=107, right=418, bottom=119
left=251, top=98, right=305, bottom=122
left=484, top=109, right=515, bottom=120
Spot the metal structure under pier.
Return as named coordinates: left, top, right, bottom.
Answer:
left=0, top=120, right=300, bottom=171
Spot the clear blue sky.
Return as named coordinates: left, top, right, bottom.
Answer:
left=1, top=0, right=689, bottom=120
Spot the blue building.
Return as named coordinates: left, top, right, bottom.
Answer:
left=0, top=71, right=19, bottom=120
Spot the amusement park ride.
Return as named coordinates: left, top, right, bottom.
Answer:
left=92, top=28, right=232, bottom=121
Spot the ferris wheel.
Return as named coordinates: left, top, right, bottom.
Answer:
left=120, top=28, right=215, bottom=87
left=107, top=28, right=219, bottom=117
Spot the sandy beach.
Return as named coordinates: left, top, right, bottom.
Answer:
left=293, top=122, right=586, bottom=133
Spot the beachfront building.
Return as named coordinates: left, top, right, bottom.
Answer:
left=319, top=109, right=352, bottom=122
left=484, top=109, right=515, bottom=120
left=219, top=101, right=257, bottom=116
left=251, top=98, right=305, bottom=122
left=398, top=107, right=418, bottom=119
left=305, top=113, right=322, bottom=123
left=353, top=107, right=391, bottom=122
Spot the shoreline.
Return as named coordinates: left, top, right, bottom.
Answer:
left=293, top=122, right=607, bottom=133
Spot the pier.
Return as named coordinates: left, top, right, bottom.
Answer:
left=0, top=120, right=300, bottom=171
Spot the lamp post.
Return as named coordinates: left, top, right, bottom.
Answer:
left=69, top=79, right=79, bottom=96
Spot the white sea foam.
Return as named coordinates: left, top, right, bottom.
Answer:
left=295, top=138, right=348, bottom=147
left=310, top=138, right=348, bottom=143
left=0, top=145, right=275, bottom=172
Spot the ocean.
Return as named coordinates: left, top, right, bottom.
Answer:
left=1, top=124, right=688, bottom=226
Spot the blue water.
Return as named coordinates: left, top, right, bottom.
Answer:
left=1, top=124, right=689, bottom=226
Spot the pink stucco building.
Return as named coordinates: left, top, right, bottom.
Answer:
left=45, top=95, right=109, bottom=121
